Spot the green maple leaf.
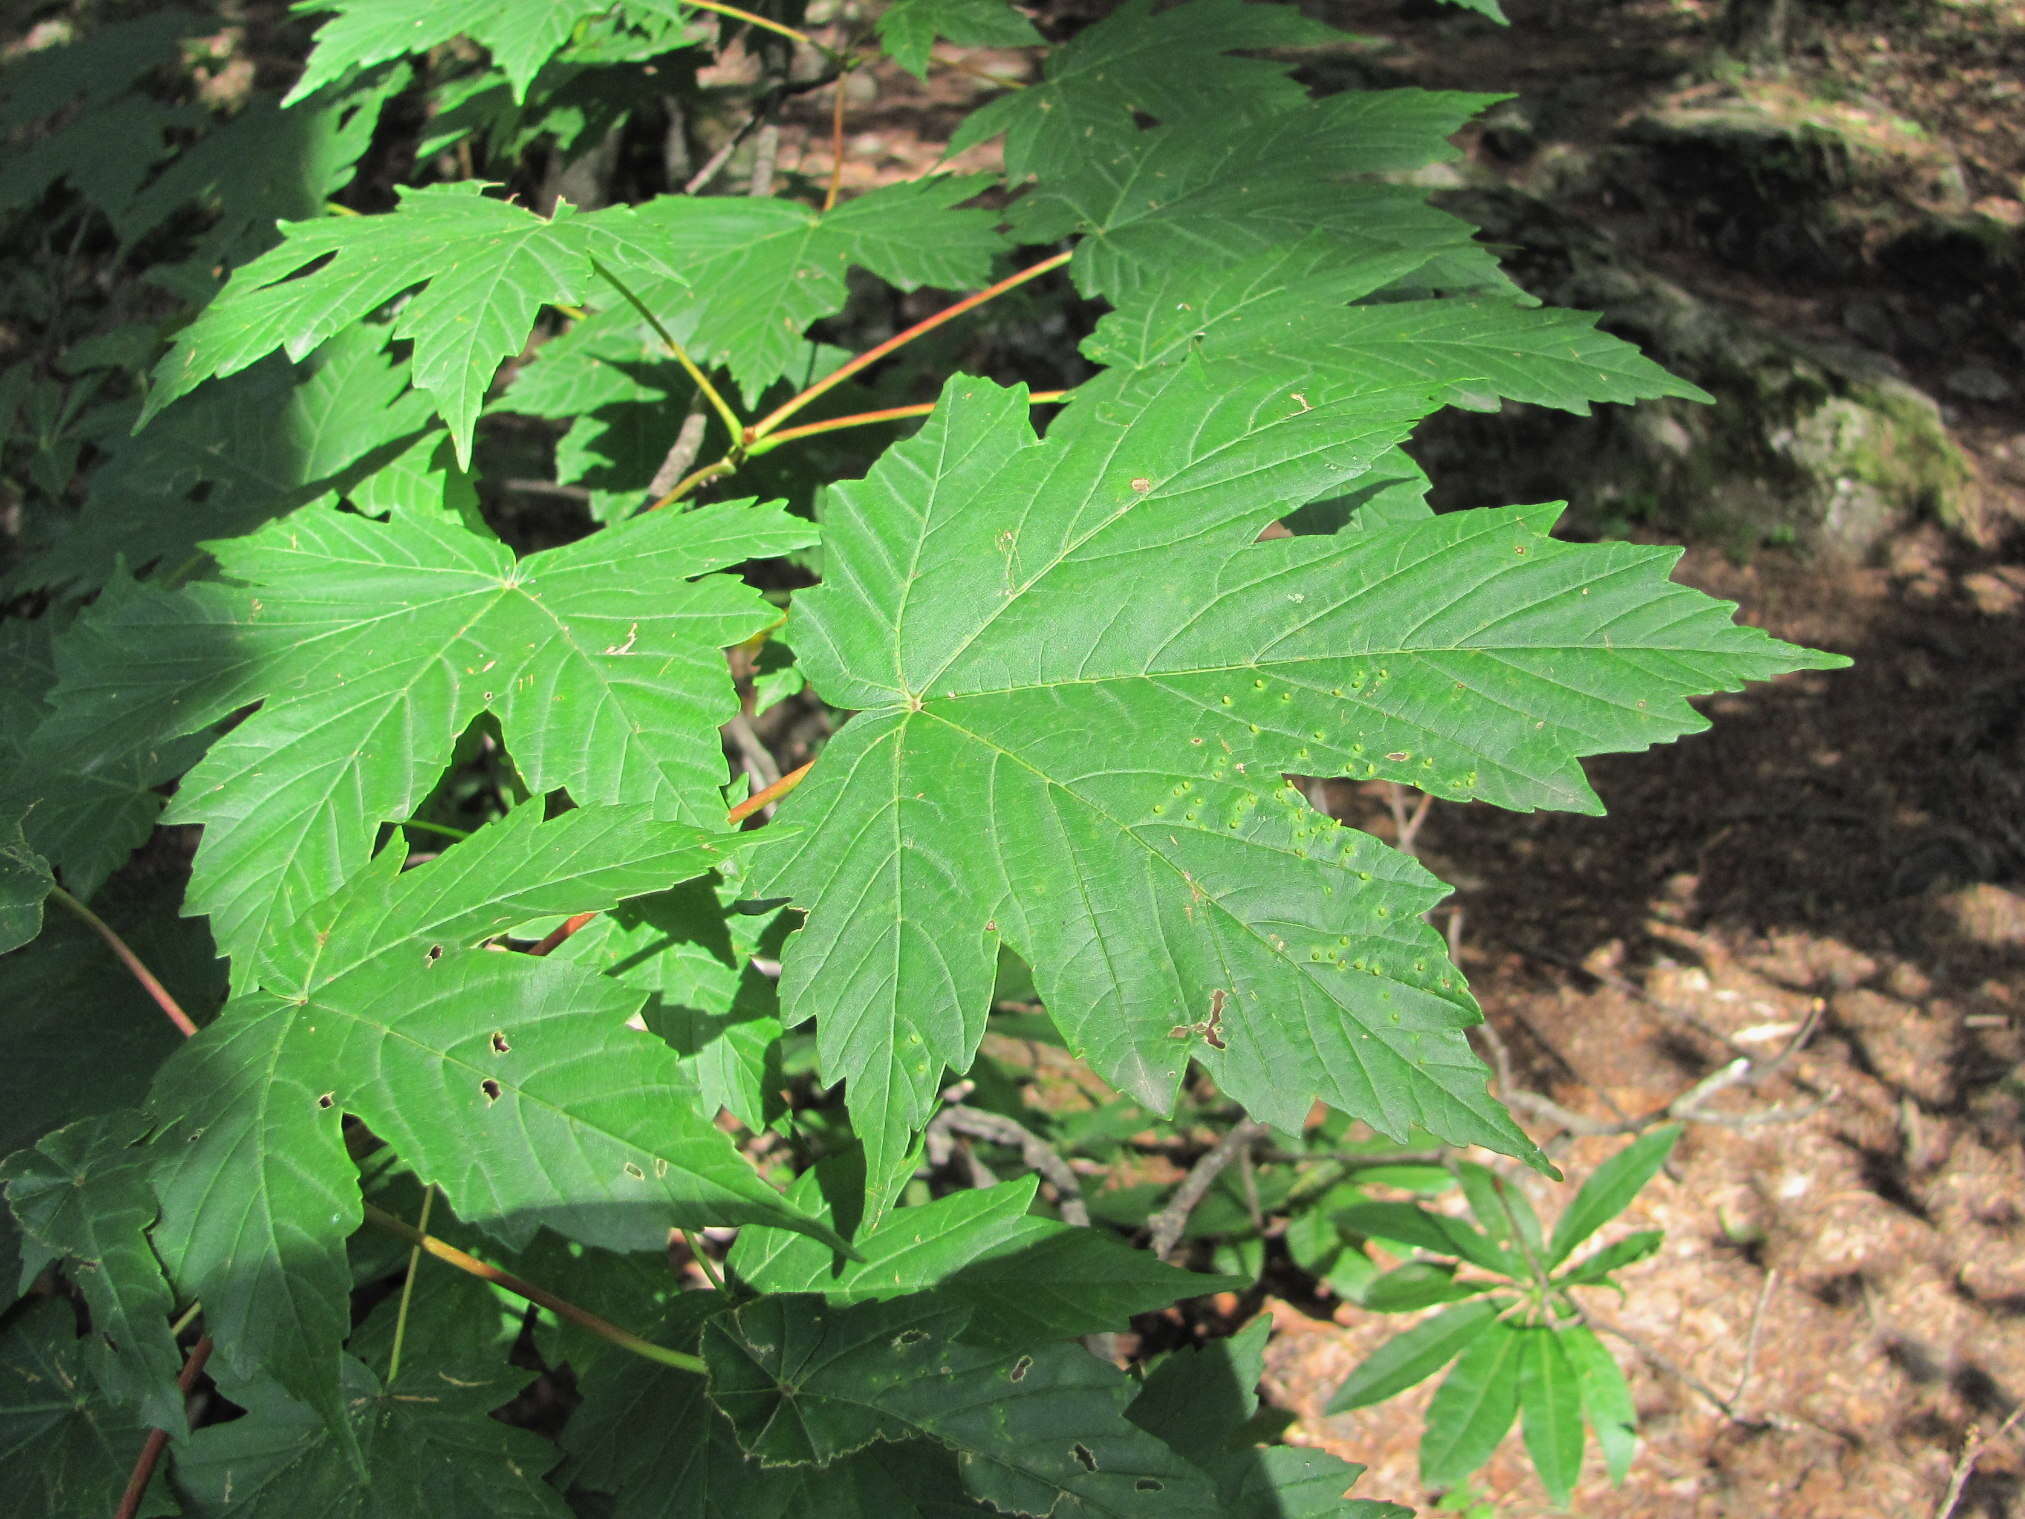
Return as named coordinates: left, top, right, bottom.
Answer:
left=728, top=1170, right=1240, bottom=1344
left=566, top=1348, right=994, bottom=1517
left=552, top=869, right=789, bottom=1132
left=0, top=809, right=54, bottom=954
left=1081, top=233, right=1712, bottom=416
left=286, top=0, right=652, bottom=105
left=0, top=12, right=203, bottom=228
left=120, top=70, right=403, bottom=263
left=1010, top=90, right=1514, bottom=303
left=948, top=0, right=1343, bottom=180
left=704, top=1295, right=1218, bottom=1512
left=1, top=1111, right=186, bottom=1433
left=1129, top=1318, right=1410, bottom=1517
left=42, top=496, right=811, bottom=965
left=139, top=182, right=688, bottom=465
left=568, top=178, right=1008, bottom=405
left=173, top=1356, right=568, bottom=1517
left=175, top=1268, right=558, bottom=1514
left=875, top=0, right=1039, bottom=78
left=140, top=802, right=840, bottom=1438
left=0, top=1300, right=176, bottom=1518
left=757, top=370, right=1845, bottom=1187
left=21, top=325, right=434, bottom=593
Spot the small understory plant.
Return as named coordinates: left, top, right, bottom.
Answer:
left=0, top=0, right=1844, bottom=1513
left=1324, top=1127, right=1685, bottom=1505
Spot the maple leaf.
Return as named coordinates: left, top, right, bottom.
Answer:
left=948, top=0, right=1343, bottom=180
left=175, top=1357, right=569, bottom=1517
left=0, top=812, right=51, bottom=955
left=704, top=1295, right=1219, bottom=1511
left=1131, top=1318, right=1411, bottom=1518
left=1009, top=90, right=1516, bottom=303
left=1081, top=233, right=1712, bottom=416
left=41, top=496, right=811, bottom=966
left=552, top=868, right=790, bottom=1132
left=0, top=1301, right=176, bottom=1517
left=18, top=326, right=434, bottom=594
left=139, top=182, right=689, bottom=466
left=875, top=0, right=1040, bottom=78
left=139, top=803, right=840, bottom=1436
left=728, top=1170, right=1242, bottom=1344
left=564, top=177, right=1009, bottom=405
left=757, top=371, right=1846, bottom=1188
left=286, top=0, right=658, bottom=105
left=566, top=1342, right=996, bottom=1516
left=0, top=1112, right=186, bottom=1433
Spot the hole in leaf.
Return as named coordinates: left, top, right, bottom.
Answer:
left=1135, top=1479, right=1164, bottom=1492
left=1072, top=1444, right=1097, bottom=1472
left=623, top=1161, right=645, bottom=1180
left=894, top=1328, right=930, bottom=1347
left=480, top=1079, right=501, bottom=1103
left=425, top=944, right=443, bottom=964
left=1009, top=1355, right=1032, bottom=1383
left=490, top=1032, right=509, bottom=1053
left=316, top=1093, right=334, bottom=1109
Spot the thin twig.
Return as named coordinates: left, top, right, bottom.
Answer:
left=499, top=477, right=592, bottom=503
left=48, top=885, right=198, bottom=1038
left=1503, top=934, right=1755, bottom=1061
left=1147, top=1119, right=1269, bottom=1262
left=1502, top=1081, right=1834, bottom=1138
left=1730, top=1267, right=1779, bottom=1408
left=1385, top=782, right=1435, bottom=857
left=1936, top=1399, right=2025, bottom=1519
left=725, top=711, right=783, bottom=796
left=1497, top=989, right=1833, bottom=1139
left=677, top=1228, right=728, bottom=1293
left=748, top=123, right=779, bottom=199
left=1582, top=1306, right=1763, bottom=1427
left=114, top=1336, right=213, bottom=1519
left=647, top=410, right=709, bottom=499
left=650, top=455, right=740, bottom=510
left=680, top=71, right=841, bottom=196
left=932, top=1106, right=1088, bottom=1226
left=1253, top=1147, right=1454, bottom=1169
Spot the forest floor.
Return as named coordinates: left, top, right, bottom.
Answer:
left=765, top=1, right=2025, bottom=1514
